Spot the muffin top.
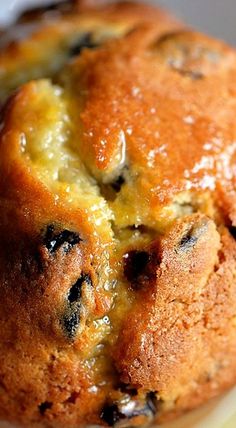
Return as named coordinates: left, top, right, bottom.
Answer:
left=1, top=1, right=236, bottom=231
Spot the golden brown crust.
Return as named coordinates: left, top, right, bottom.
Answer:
left=0, top=1, right=180, bottom=102
left=1, top=1, right=236, bottom=427
left=67, top=28, right=236, bottom=228
left=114, top=222, right=236, bottom=423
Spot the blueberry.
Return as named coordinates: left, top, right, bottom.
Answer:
left=146, top=392, right=158, bottom=415
left=44, top=225, right=82, bottom=254
left=119, top=383, right=138, bottom=396
left=69, top=33, right=99, bottom=57
left=175, top=69, right=204, bottom=80
left=63, top=274, right=92, bottom=339
left=229, top=226, right=236, bottom=239
left=68, top=274, right=92, bottom=304
left=38, top=401, right=52, bottom=415
left=111, top=175, right=125, bottom=193
left=179, top=221, right=208, bottom=251
left=179, top=230, right=198, bottom=250
left=101, top=404, right=125, bottom=427
left=63, top=310, right=80, bottom=340
left=100, top=392, right=158, bottom=427
left=124, top=250, right=150, bottom=283
left=154, top=31, right=210, bottom=80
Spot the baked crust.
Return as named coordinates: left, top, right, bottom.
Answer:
left=1, top=1, right=236, bottom=427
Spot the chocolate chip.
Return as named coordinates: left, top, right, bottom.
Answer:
left=69, top=33, right=99, bottom=57
left=124, top=251, right=150, bottom=283
left=44, top=225, right=82, bottom=254
left=38, top=401, right=52, bottom=415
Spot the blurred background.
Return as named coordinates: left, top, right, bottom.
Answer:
left=0, top=0, right=236, bottom=45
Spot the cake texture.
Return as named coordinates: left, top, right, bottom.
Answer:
left=1, top=1, right=236, bottom=427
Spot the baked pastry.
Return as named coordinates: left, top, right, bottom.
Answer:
left=1, top=1, right=236, bottom=427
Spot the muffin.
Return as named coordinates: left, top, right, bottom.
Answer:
left=1, top=1, right=236, bottom=427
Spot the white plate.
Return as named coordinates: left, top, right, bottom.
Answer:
left=0, top=1, right=236, bottom=427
